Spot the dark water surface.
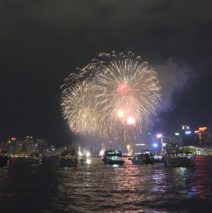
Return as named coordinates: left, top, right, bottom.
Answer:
left=0, top=156, right=212, bottom=213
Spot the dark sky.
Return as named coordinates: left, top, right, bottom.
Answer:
left=0, top=0, right=212, bottom=145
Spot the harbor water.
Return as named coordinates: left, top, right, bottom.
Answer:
left=0, top=156, right=212, bottom=213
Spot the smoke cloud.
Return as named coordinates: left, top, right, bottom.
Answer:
left=156, top=60, right=195, bottom=113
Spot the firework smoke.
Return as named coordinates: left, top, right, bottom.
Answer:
left=61, top=51, right=161, bottom=139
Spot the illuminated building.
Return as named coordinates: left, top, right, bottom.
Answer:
left=179, top=125, right=195, bottom=146
left=194, top=127, right=209, bottom=146
left=24, top=136, right=48, bottom=154
left=2, top=136, right=48, bottom=155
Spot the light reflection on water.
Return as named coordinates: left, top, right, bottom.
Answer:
left=0, top=156, right=211, bottom=212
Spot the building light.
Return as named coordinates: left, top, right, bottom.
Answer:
left=185, top=131, right=191, bottom=135
left=182, top=125, right=190, bottom=130
left=199, top=127, right=207, bottom=132
left=152, top=143, right=158, bottom=148
left=156, top=133, right=163, bottom=139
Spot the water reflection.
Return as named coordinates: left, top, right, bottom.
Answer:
left=151, top=167, right=167, bottom=193
left=0, top=157, right=211, bottom=212
left=189, top=156, right=211, bottom=199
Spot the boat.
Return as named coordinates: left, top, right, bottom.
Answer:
left=0, top=150, right=10, bottom=168
left=78, top=156, right=92, bottom=165
left=27, top=152, right=42, bottom=165
left=79, top=156, right=86, bottom=164
left=164, top=146, right=195, bottom=167
left=59, top=148, right=78, bottom=167
left=153, top=154, right=163, bottom=162
left=131, top=151, right=155, bottom=165
left=102, top=150, right=125, bottom=165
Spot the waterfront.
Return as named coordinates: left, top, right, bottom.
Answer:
left=0, top=157, right=212, bottom=213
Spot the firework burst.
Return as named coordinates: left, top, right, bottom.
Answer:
left=61, top=51, right=161, bottom=139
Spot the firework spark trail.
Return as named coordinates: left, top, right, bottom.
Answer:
left=61, top=82, right=100, bottom=135
left=61, top=51, right=161, bottom=139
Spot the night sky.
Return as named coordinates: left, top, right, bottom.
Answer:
left=0, top=0, right=212, bottom=145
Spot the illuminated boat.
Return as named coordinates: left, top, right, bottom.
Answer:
left=102, top=150, right=125, bottom=165
left=131, top=151, right=155, bottom=165
left=164, top=147, right=195, bottom=167
left=0, top=151, right=10, bottom=167
left=27, top=152, right=42, bottom=165
left=59, top=148, right=78, bottom=167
